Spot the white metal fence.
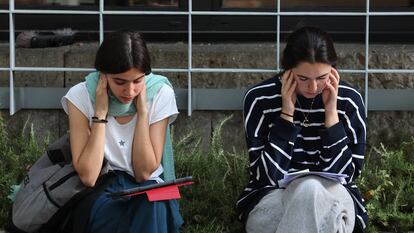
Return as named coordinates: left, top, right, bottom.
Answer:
left=1, top=0, right=414, bottom=116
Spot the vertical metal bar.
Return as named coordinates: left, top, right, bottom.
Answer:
left=365, top=0, right=369, bottom=116
left=276, top=0, right=280, bottom=71
left=187, top=0, right=192, bottom=116
left=9, top=0, right=15, bottom=115
left=99, top=0, right=104, bottom=44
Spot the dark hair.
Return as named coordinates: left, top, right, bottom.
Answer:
left=281, top=26, right=337, bottom=70
left=94, top=31, right=151, bottom=74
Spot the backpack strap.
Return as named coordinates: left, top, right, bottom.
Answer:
left=46, top=134, right=72, bottom=163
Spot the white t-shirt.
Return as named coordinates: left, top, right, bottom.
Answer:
left=61, top=82, right=179, bottom=181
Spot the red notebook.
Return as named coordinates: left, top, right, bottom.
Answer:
left=109, top=176, right=194, bottom=202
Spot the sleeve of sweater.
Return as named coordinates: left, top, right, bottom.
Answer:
left=243, top=90, right=300, bottom=187
left=317, top=92, right=367, bottom=183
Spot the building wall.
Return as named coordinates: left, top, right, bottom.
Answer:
left=1, top=42, right=414, bottom=151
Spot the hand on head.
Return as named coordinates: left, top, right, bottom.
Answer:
left=280, top=66, right=340, bottom=126
left=322, top=67, right=340, bottom=113
left=95, top=73, right=109, bottom=118
left=135, top=81, right=148, bottom=116
left=322, top=67, right=340, bottom=128
left=281, top=70, right=297, bottom=116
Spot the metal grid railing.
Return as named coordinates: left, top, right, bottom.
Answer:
left=1, top=0, right=414, bottom=116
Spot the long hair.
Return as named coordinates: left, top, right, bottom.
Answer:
left=281, top=26, right=337, bottom=70
left=94, top=31, right=151, bottom=74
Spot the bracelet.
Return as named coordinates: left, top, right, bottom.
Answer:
left=281, top=112, right=294, bottom=118
left=91, top=116, right=108, bottom=124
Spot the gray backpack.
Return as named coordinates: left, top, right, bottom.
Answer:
left=11, top=134, right=112, bottom=233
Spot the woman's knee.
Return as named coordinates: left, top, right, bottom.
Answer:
left=288, top=176, right=326, bottom=198
left=246, top=206, right=279, bottom=233
left=246, top=189, right=284, bottom=233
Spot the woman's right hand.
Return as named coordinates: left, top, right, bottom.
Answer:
left=281, top=70, right=297, bottom=117
left=95, top=74, right=109, bottom=118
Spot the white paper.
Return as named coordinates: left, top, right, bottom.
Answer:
left=277, top=169, right=348, bottom=188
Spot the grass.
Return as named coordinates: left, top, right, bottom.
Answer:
left=174, top=115, right=248, bottom=233
left=358, top=139, right=414, bottom=233
left=0, top=113, right=49, bottom=228
left=175, top=115, right=414, bottom=233
left=0, top=113, right=413, bottom=232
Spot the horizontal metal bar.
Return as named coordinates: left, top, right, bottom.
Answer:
left=340, top=69, right=366, bottom=74
left=284, top=12, right=414, bottom=16
left=340, top=69, right=414, bottom=74
left=12, top=67, right=95, bottom=72
left=11, top=9, right=100, bottom=14
left=190, top=68, right=277, bottom=73
left=192, top=89, right=245, bottom=110
left=103, top=10, right=188, bottom=15
left=11, top=9, right=188, bottom=15
left=192, top=11, right=368, bottom=16
left=0, top=67, right=278, bottom=73
left=369, top=89, right=414, bottom=111
left=1, top=87, right=413, bottom=111
left=10, top=9, right=188, bottom=15
left=191, top=11, right=280, bottom=16
left=192, top=11, right=414, bottom=16
left=366, top=69, right=414, bottom=74
left=368, top=12, right=414, bottom=16
left=152, top=68, right=188, bottom=73
left=1, top=67, right=189, bottom=73
left=2, top=9, right=414, bottom=16
left=4, top=67, right=414, bottom=74
left=0, top=87, right=70, bottom=109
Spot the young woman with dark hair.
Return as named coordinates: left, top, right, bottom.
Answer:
left=94, top=31, right=152, bottom=75
left=236, top=26, right=368, bottom=233
left=61, top=31, right=183, bottom=233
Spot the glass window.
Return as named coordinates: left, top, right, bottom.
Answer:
left=3, top=0, right=179, bottom=8
left=222, top=0, right=413, bottom=10
left=0, top=0, right=8, bottom=8
left=222, top=0, right=275, bottom=9
left=280, top=15, right=365, bottom=43
left=0, top=14, right=8, bottom=42
left=222, top=0, right=368, bottom=10
left=105, top=0, right=178, bottom=8
left=1, top=0, right=413, bottom=42
left=280, top=0, right=366, bottom=11
left=371, top=0, right=413, bottom=9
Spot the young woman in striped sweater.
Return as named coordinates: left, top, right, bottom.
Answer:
left=236, top=26, right=368, bottom=233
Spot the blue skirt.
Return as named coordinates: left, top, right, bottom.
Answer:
left=87, top=171, right=184, bottom=233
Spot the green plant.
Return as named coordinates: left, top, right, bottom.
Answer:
left=358, top=138, right=414, bottom=232
left=174, top=115, right=249, bottom=233
left=174, top=115, right=414, bottom=233
left=1, top=112, right=413, bottom=233
left=0, top=114, right=49, bottom=228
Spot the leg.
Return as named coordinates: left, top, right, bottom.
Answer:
left=276, top=176, right=355, bottom=233
left=245, top=189, right=284, bottom=233
left=88, top=172, right=183, bottom=233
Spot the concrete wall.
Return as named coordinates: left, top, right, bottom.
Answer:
left=1, top=42, right=414, bottom=151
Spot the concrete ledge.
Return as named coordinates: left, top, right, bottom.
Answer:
left=1, top=87, right=414, bottom=111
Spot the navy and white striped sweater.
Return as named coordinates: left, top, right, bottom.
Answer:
left=236, top=76, right=368, bottom=232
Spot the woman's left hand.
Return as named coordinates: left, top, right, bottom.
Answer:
left=135, top=82, right=148, bottom=116
left=322, top=68, right=340, bottom=128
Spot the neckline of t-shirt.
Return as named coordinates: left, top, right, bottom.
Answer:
left=108, top=114, right=137, bottom=127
